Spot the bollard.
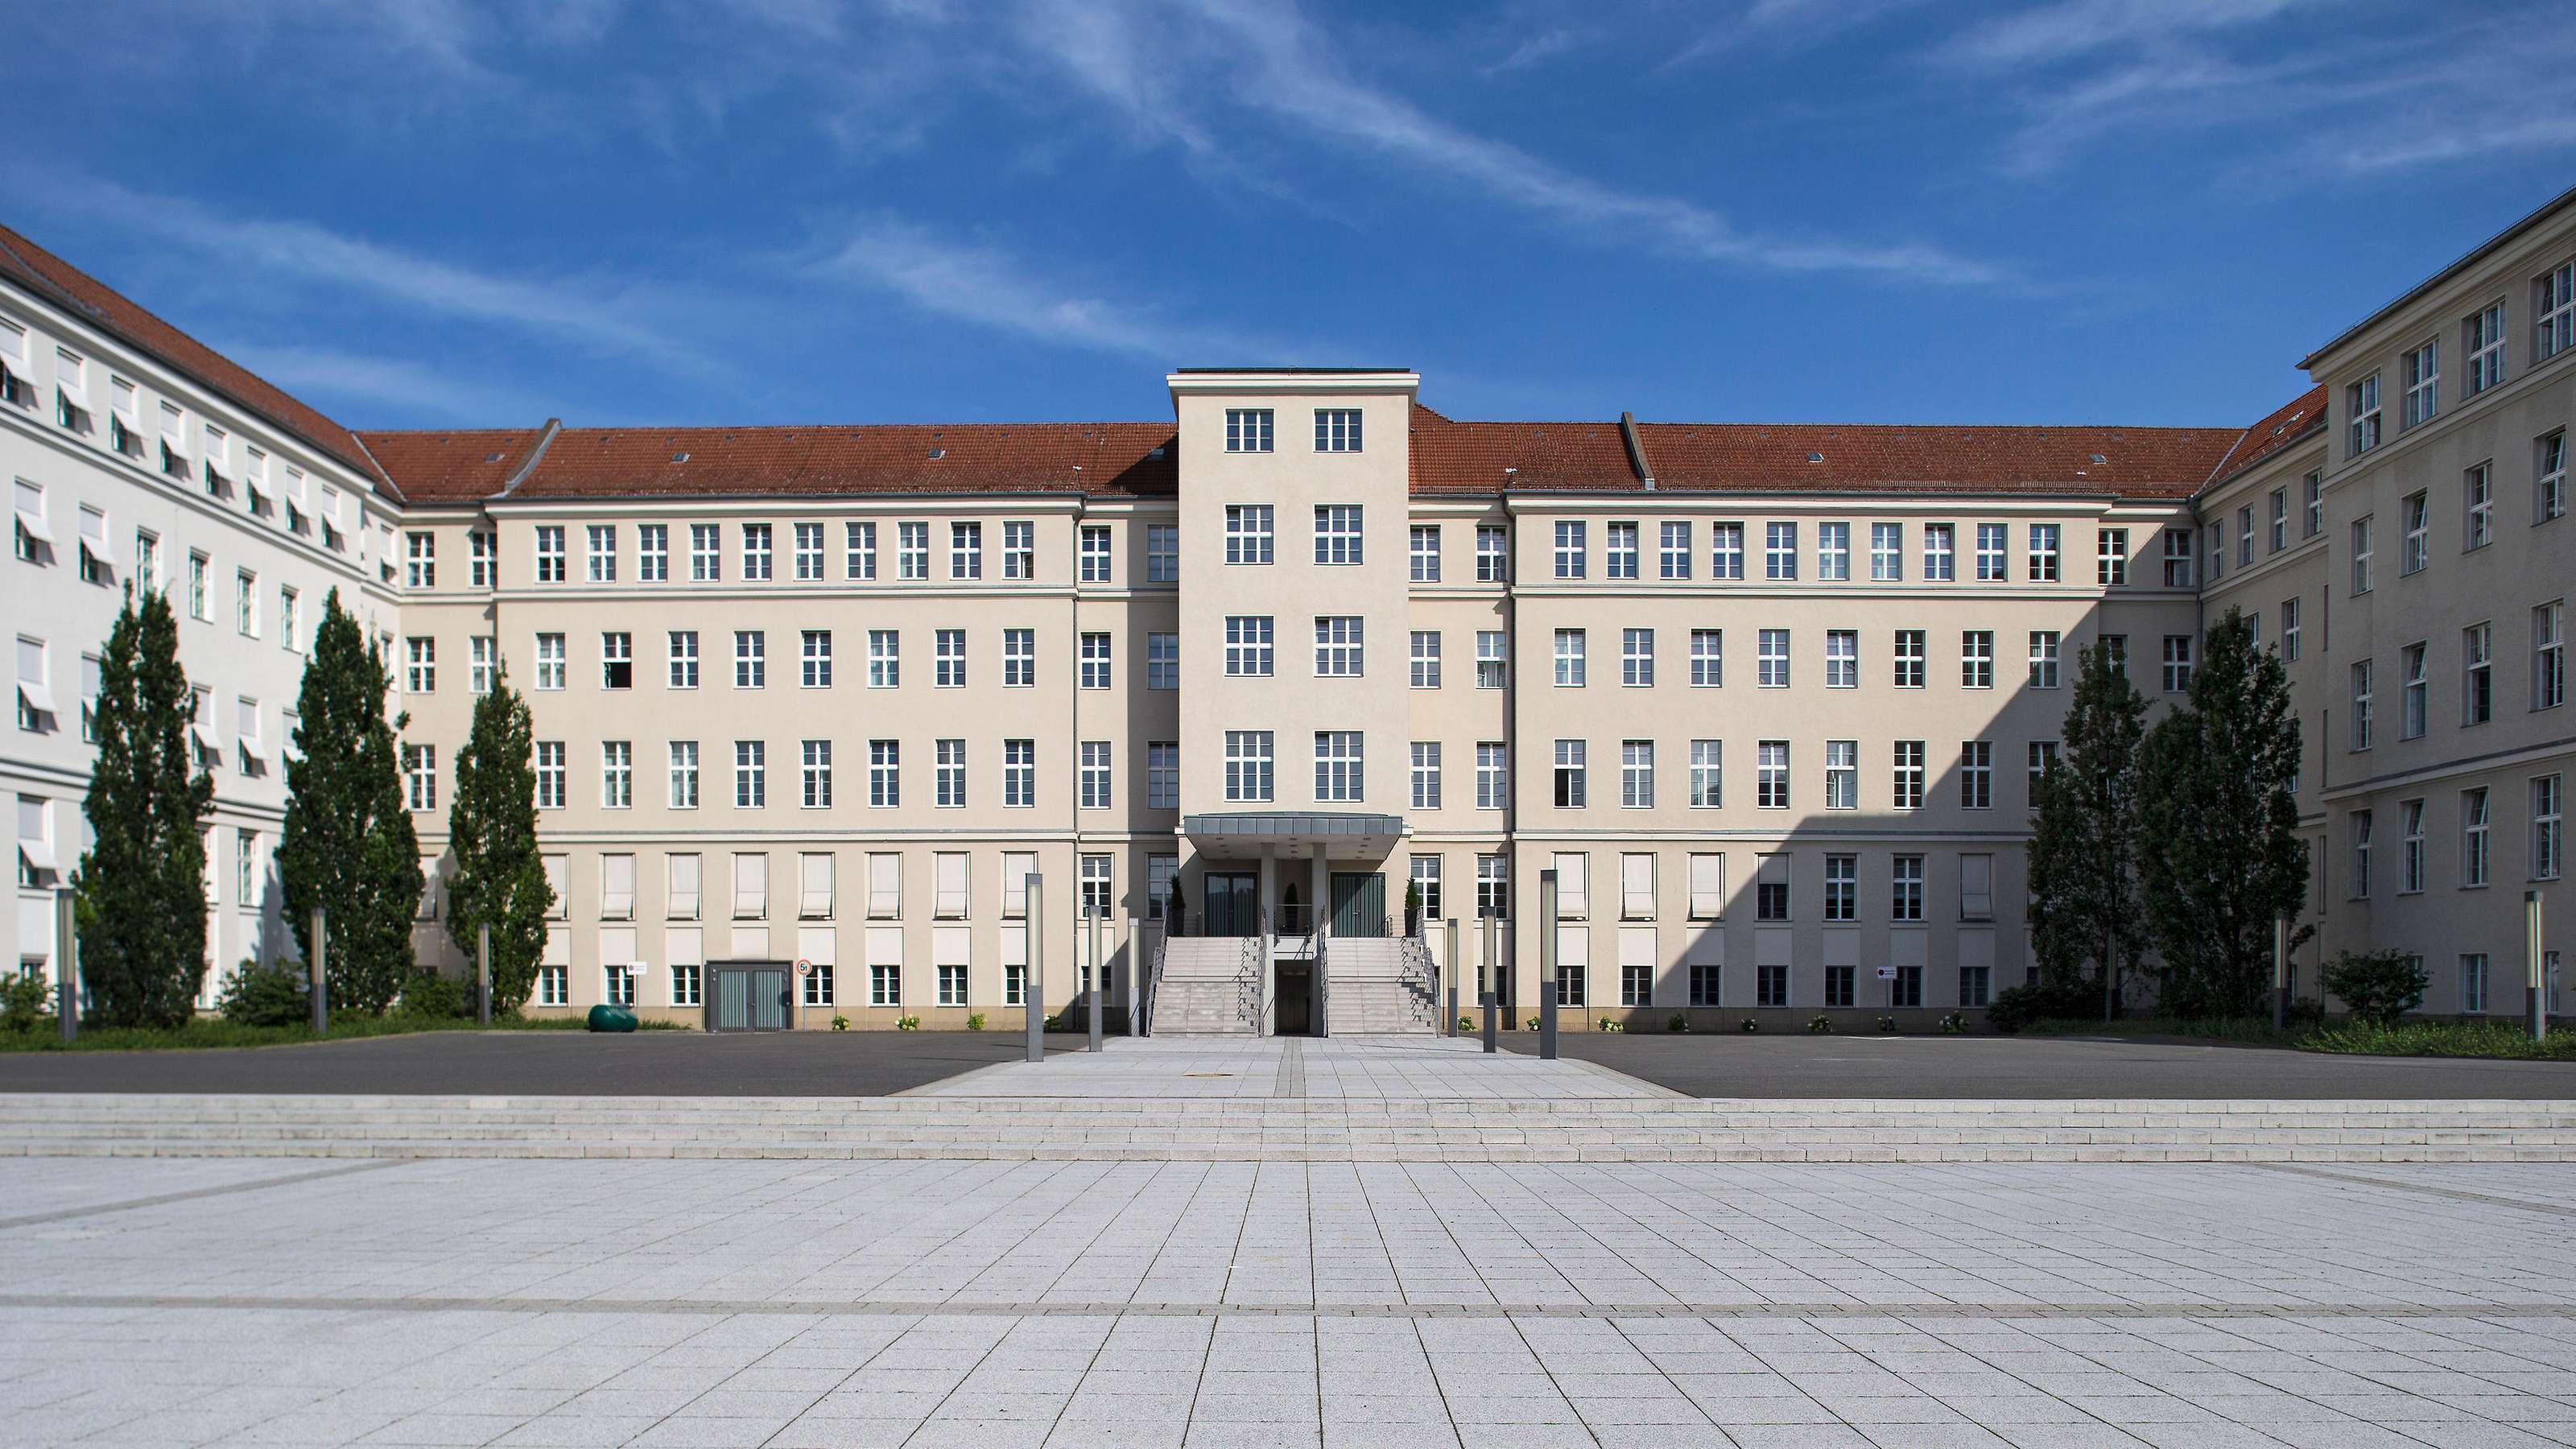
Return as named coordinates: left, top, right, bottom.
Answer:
left=1480, top=910, right=1498, bottom=1054
left=477, top=923, right=493, bottom=1028
left=2533, top=891, right=2549, bottom=1043
left=308, top=906, right=328, bottom=1034
left=54, top=887, right=76, bottom=1044
left=1444, top=918, right=1459, bottom=1038
left=1088, top=908, right=1104, bottom=1054
left=1539, top=982, right=1559, bottom=1060
left=1025, top=875, right=1045, bottom=1063
left=1538, top=869, right=1558, bottom=1060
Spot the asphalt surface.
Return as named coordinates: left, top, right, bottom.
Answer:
left=1506, top=1030, right=2576, bottom=1098
left=0, top=1030, right=1088, bottom=1096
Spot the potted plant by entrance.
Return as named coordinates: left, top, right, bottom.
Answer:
left=1167, top=882, right=1187, bottom=938
left=1403, top=881, right=1422, bottom=937
left=1281, top=881, right=1302, bottom=934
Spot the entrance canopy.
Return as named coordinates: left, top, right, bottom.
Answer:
left=1181, top=811, right=1406, bottom=861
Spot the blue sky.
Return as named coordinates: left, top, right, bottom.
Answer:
left=6, top=0, right=2573, bottom=432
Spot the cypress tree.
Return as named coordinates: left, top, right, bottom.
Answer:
left=75, top=588, right=214, bottom=1027
left=277, top=590, right=422, bottom=1014
left=2136, top=607, right=2311, bottom=1018
left=2025, top=642, right=2148, bottom=1017
left=445, top=671, right=551, bottom=1012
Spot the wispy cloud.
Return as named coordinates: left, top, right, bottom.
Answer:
left=221, top=343, right=534, bottom=423
left=1663, top=0, right=1930, bottom=70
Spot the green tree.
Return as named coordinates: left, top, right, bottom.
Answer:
left=276, top=590, right=422, bottom=1014
left=73, top=588, right=214, bottom=1027
left=2137, top=607, right=2311, bottom=1018
left=444, top=671, right=551, bottom=1012
left=2025, top=642, right=2149, bottom=1018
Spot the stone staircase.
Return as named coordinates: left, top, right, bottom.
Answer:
left=1324, top=935, right=1439, bottom=1035
left=1148, top=936, right=1261, bottom=1034
left=9, top=1093, right=2576, bottom=1162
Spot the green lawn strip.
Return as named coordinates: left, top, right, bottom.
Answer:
left=2298, top=1022, right=2576, bottom=1061
left=0, top=1014, right=679, bottom=1052
left=2022, top=1017, right=2306, bottom=1046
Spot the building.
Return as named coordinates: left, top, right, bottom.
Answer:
left=5, top=189, right=2568, bottom=1030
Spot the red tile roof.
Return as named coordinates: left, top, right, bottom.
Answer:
left=2198, top=385, right=2327, bottom=493
left=0, top=222, right=378, bottom=480
left=1408, top=403, right=1641, bottom=494
left=1631, top=421, right=2244, bottom=500
left=351, top=427, right=554, bottom=506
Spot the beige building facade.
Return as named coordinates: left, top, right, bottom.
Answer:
left=5, top=191, right=2569, bottom=1029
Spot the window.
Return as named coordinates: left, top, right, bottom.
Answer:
left=688, top=523, right=720, bottom=581
left=2349, top=514, right=2376, bottom=594
left=1756, top=853, right=1790, bottom=923
left=2028, top=523, right=2061, bottom=581
left=1824, top=739, right=1856, bottom=810
left=1961, top=741, right=1992, bottom=809
left=403, top=745, right=436, bottom=811
left=2240, top=507, right=2256, bottom=568
left=1757, top=629, right=1790, bottom=688
left=1689, top=629, right=1722, bottom=687
left=2303, top=469, right=2324, bottom=538
left=869, top=740, right=900, bottom=807
left=1622, top=628, right=1654, bottom=687
left=1004, top=739, right=1035, bottom=807
left=1226, top=407, right=1274, bottom=452
left=2542, top=432, right=2569, bottom=523
left=1877, top=853, right=1922, bottom=924
left=740, top=522, right=774, bottom=581
left=601, top=741, right=633, bottom=810
left=801, top=630, right=832, bottom=689
left=2460, top=462, right=2496, bottom=552
left=535, top=741, right=566, bottom=810
left=2351, top=660, right=2374, bottom=750
left=2539, top=260, right=2575, bottom=364
left=1313, top=506, right=1361, bottom=564
left=1620, top=741, right=1653, bottom=808
left=1148, top=741, right=1179, bottom=810
left=669, top=741, right=699, bottom=809
left=1659, top=521, right=1692, bottom=580
left=1315, top=616, right=1364, bottom=677
left=1410, top=630, right=1441, bottom=688
left=2162, top=635, right=2194, bottom=693
left=134, top=528, right=159, bottom=591
left=1765, top=522, right=1797, bottom=580
left=1001, top=519, right=1033, bottom=580
left=1869, top=522, right=1901, bottom=581
left=404, top=637, right=435, bottom=693
left=1225, top=731, right=1274, bottom=803
left=1822, top=855, right=1856, bottom=922
left=2029, top=741, right=2059, bottom=796
left=1688, top=740, right=1722, bottom=808
left=1145, top=523, right=1177, bottom=583
left=2539, top=774, right=2565, bottom=880
left=1225, top=505, right=1274, bottom=564
left=1080, top=633, right=1112, bottom=689
left=535, top=634, right=565, bottom=691
left=2467, top=300, right=2506, bottom=396
left=76, top=651, right=97, bottom=740
left=667, top=631, right=699, bottom=689
left=1476, top=524, right=1509, bottom=581
left=893, top=521, right=928, bottom=580
left=935, top=630, right=966, bottom=688
left=2402, top=643, right=2428, bottom=739
left=1314, top=408, right=1362, bottom=452
left=1408, top=856, right=1443, bottom=923
left=1553, top=738, right=1587, bottom=808
left=733, top=630, right=766, bottom=689
left=734, top=740, right=766, bottom=808
left=2401, top=492, right=2429, bottom=575
left=1893, top=741, right=1926, bottom=810
left=405, top=530, right=436, bottom=589
left=947, top=521, right=982, bottom=581
left=2456, top=953, right=2489, bottom=1014
left=791, top=521, right=824, bottom=580
left=2463, top=786, right=2491, bottom=886
left=1959, top=852, right=1994, bottom=921
left=1554, top=628, right=1587, bottom=687
left=599, top=632, right=633, bottom=691
left=529, top=524, right=565, bottom=584
left=2349, top=810, right=2373, bottom=898
left=1816, top=522, right=1849, bottom=580
left=2538, top=601, right=2566, bottom=710
left=1757, top=741, right=1789, bottom=809
left=1003, top=628, right=1034, bottom=687
left=2028, top=630, right=2061, bottom=689
left=1476, top=630, right=1507, bottom=690
left=2284, top=600, right=2302, bottom=663
left=2160, top=527, right=2193, bottom=588
left=1478, top=854, right=1510, bottom=920
left=1146, top=631, right=1179, bottom=691
left=1408, top=524, right=1440, bottom=582
left=1411, top=741, right=1442, bottom=810
left=2402, top=339, right=2438, bottom=429
left=1553, top=519, right=1586, bottom=579
left=1080, top=741, right=1112, bottom=809
left=1960, top=630, right=1993, bottom=689
left=1552, top=853, right=1589, bottom=921
left=846, top=521, right=876, bottom=579
left=1893, top=630, right=1926, bottom=688
left=1225, top=616, right=1274, bottom=677
left=2400, top=799, right=2425, bottom=893
left=1975, top=523, right=2007, bottom=581
left=2347, top=373, right=2382, bottom=455
left=1823, top=629, right=1856, bottom=688
left=1477, top=742, right=1509, bottom=810
left=1922, top=522, right=1955, bottom=582
left=1606, top=521, right=1639, bottom=579
left=1314, top=731, right=1363, bottom=802
left=1711, top=521, right=1744, bottom=580
left=235, top=570, right=258, bottom=637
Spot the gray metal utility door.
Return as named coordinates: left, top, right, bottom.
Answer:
left=706, top=961, right=793, bottom=1031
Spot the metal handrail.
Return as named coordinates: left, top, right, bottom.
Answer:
left=1143, top=928, right=1166, bottom=1036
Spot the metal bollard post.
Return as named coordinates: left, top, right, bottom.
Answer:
left=1538, top=869, right=1558, bottom=1060
left=1444, top=918, right=1459, bottom=1038
left=2532, top=891, right=2549, bottom=1043
left=1025, top=876, right=1045, bottom=1063
left=477, top=923, right=493, bottom=1027
left=54, top=887, right=77, bottom=1044
left=308, top=906, right=328, bottom=1034
left=1088, top=909, right=1104, bottom=1054
left=1480, top=910, right=1498, bottom=1053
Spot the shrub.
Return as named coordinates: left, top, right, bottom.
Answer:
left=1806, top=1014, right=1833, bottom=1034
left=895, top=1015, right=920, bottom=1031
left=398, top=969, right=466, bottom=1019
left=1044, top=1013, right=1063, bottom=1030
left=1876, top=1014, right=1898, bottom=1034
left=1985, top=979, right=2100, bottom=1034
left=1596, top=1016, right=1624, bottom=1033
left=1938, top=1012, right=1968, bottom=1034
left=1666, top=1012, right=1687, bottom=1033
left=1456, top=1015, right=1473, bottom=1033
left=218, top=959, right=309, bottom=1027
left=832, top=1013, right=851, bottom=1031
left=1, top=970, right=52, bottom=1032
left=967, top=1013, right=986, bottom=1031
left=2320, top=949, right=2429, bottom=1029
left=1525, top=1014, right=1541, bottom=1030
left=1739, top=1018, right=1758, bottom=1033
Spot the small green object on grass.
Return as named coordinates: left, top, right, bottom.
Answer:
left=585, top=1004, right=638, bottom=1033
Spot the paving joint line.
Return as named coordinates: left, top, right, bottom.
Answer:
left=0, top=1159, right=407, bottom=1230
left=2249, top=1161, right=2576, bottom=1217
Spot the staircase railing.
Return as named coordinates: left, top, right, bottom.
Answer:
left=1236, top=920, right=1263, bottom=1034
left=1393, top=927, right=1439, bottom=1028
left=1142, top=927, right=1167, bottom=1036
